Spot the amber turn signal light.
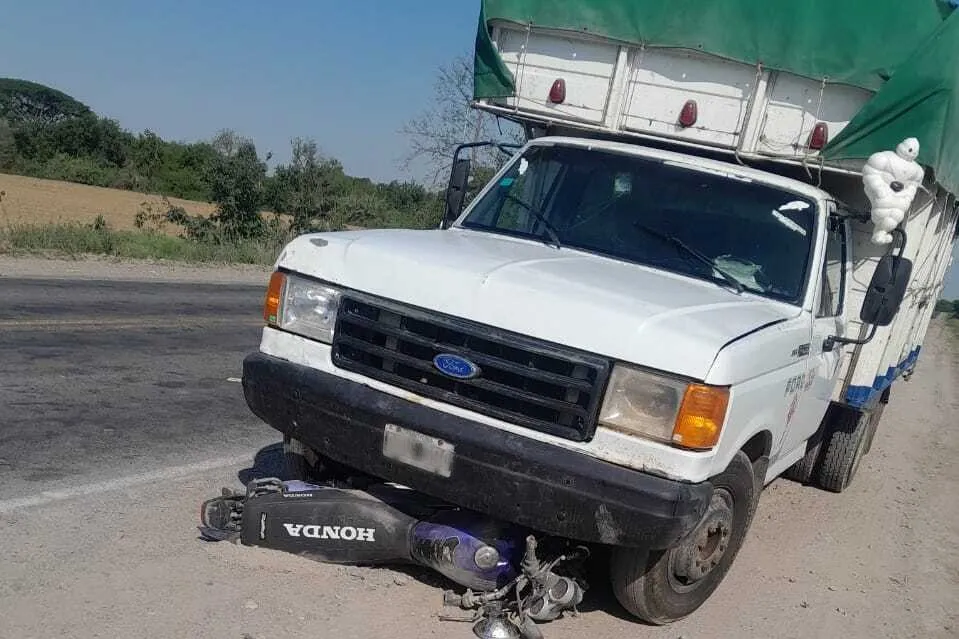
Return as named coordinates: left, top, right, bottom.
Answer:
left=263, top=271, right=286, bottom=325
left=672, top=384, right=730, bottom=450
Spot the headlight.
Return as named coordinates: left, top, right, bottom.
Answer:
left=599, top=364, right=729, bottom=450
left=264, top=271, right=341, bottom=343
left=599, top=366, right=687, bottom=442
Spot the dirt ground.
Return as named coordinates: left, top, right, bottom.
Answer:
left=0, top=172, right=216, bottom=231
left=0, top=258, right=956, bottom=639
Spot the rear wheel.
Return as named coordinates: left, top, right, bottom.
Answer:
left=782, top=435, right=822, bottom=485
left=862, top=401, right=885, bottom=456
left=609, top=451, right=760, bottom=625
left=817, top=410, right=871, bottom=493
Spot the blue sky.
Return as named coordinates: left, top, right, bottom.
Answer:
left=0, top=1, right=479, bottom=183
left=3, top=1, right=958, bottom=297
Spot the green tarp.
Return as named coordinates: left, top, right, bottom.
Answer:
left=824, top=13, right=959, bottom=195
left=473, top=1, right=959, bottom=195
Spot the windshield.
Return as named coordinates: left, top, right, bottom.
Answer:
left=459, top=144, right=818, bottom=304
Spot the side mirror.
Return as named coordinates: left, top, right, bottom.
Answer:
left=859, top=253, right=912, bottom=327
left=441, top=157, right=471, bottom=229
left=823, top=252, right=913, bottom=353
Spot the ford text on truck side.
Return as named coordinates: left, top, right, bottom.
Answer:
left=240, top=1, right=959, bottom=624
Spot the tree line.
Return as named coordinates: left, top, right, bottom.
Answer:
left=0, top=58, right=522, bottom=244
left=0, top=77, right=481, bottom=242
left=935, top=298, right=959, bottom=318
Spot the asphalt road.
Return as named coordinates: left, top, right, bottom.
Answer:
left=0, top=277, right=278, bottom=500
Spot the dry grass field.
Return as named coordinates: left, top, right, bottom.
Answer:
left=0, top=172, right=216, bottom=233
left=0, top=172, right=363, bottom=265
left=0, top=173, right=289, bottom=265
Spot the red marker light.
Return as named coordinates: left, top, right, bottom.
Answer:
left=548, top=78, right=566, bottom=104
left=678, top=100, right=698, bottom=128
left=808, top=122, right=829, bottom=150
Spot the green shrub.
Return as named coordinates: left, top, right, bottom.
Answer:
left=0, top=222, right=289, bottom=265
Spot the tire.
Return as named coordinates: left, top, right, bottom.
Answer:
left=862, top=401, right=885, bottom=456
left=782, top=435, right=822, bottom=485
left=816, top=410, right=871, bottom=493
left=610, top=451, right=760, bottom=625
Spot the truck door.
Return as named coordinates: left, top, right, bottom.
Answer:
left=779, top=211, right=849, bottom=457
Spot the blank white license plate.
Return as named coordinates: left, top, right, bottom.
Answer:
left=382, top=423, right=454, bottom=478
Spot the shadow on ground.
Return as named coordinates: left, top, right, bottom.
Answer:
left=237, top=441, right=287, bottom=484
left=234, top=443, right=636, bottom=626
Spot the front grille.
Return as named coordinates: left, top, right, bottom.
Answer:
left=331, top=293, right=610, bottom=442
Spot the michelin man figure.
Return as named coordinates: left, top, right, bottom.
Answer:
left=862, top=137, right=925, bottom=244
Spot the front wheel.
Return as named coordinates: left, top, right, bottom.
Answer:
left=610, top=451, right=760, bottom=625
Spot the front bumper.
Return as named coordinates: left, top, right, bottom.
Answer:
left=242, top=351, right=713, bottom=549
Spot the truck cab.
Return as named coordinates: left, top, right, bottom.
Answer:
left=240, top=135, right=908, bottom=624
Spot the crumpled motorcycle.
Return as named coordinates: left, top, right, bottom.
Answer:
left=199, top=477, right=589, bottom=638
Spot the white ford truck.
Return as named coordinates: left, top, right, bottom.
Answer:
left=241, top=3, right=959, bottom=625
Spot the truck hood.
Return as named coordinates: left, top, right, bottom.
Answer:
left=276, top=228, right=800, bottom=380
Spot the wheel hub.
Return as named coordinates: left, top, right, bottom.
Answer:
left=672, top=495, right=733, bottom=584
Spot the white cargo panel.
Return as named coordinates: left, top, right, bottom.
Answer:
left=832, top=184, right=958, bottom=408
left=494, top=26, right=619, bottom=125
left=480, top=21, right=875, bottom=174
left=621, top=48, right=756, bottom=147
left=748, top=74, right=875, bottom=160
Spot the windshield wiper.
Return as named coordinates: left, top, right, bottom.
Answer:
left=505, top=194, right=563, bottom=249
left=633, top=222, right=744, bottom=294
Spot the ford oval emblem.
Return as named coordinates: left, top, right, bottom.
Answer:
left=432, top=353, right=481, bottom=380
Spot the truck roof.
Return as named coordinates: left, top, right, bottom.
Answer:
left=526, top=136, right=835, bottom=204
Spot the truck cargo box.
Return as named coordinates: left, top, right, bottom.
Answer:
left=834, top=181, right=958, bottom=408
left=477, top=21, right=873, bottom=175
left=472, top=1, right=959, bottom=195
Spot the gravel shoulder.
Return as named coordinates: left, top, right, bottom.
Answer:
left=0, top=254, right=272, bottom=285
